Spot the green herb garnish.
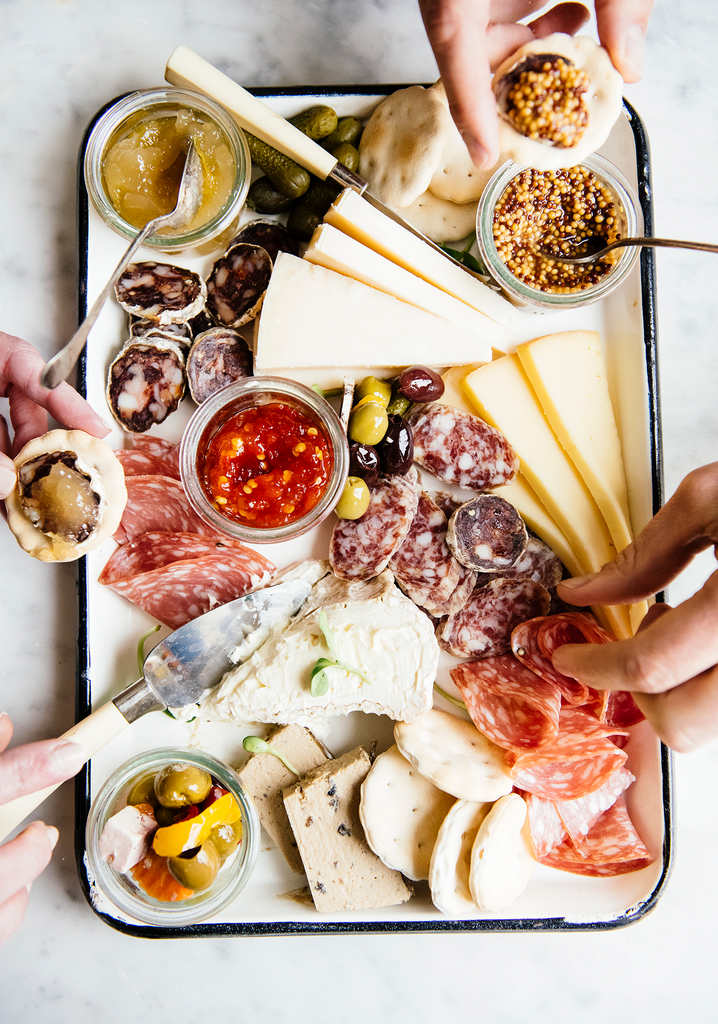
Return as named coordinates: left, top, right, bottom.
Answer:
left=243, top=735, right=300, bottom=775
left=433, top=683, right=472, bottom=718
left=309, top=610, right=373, bottom=696
left=137, top=624, right=161, bottom=674
left=440, top=233, right=487, bottom=276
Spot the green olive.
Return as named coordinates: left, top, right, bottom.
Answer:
left=126, top=772, right=158, bottom=808
left=210, top=819, right=243, bottom=861
left=167, top=841, right=221, bottom=892
left=154, top=804, right=177, bottom=827
left=335, top=477, right=371, bottom=520
left=153, top=763, right=212, bottom=809
left=355, top=375, right=392, bottom=407
left=349, top=401, right=389, bottom=446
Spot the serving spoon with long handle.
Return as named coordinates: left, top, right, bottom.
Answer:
left=0, top=579, right=311, bottom=841
left=534, top=235, right=718, bottom=265
left=40, top=140, right=204, bottom=390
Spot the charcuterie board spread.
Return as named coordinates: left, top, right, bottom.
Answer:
left=8, top=44, right=669, bottom=933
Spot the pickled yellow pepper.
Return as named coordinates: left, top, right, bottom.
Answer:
left=152, top=793, right=241, bottom=857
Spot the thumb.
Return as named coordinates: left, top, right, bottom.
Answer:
left=0, top=452, right=17, bottom=500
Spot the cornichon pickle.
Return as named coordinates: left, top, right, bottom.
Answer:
left=288, top=105, right=338, bottom=140
left=286, top=143, right=360, bottom=240
left=322, top=116, right=363, bottom=150
left=246, top=177, right=297, bottom=214
left=244, top=132, right=310, bottom=200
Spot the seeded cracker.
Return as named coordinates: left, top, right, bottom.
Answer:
left=399, top=189, right=479, bottom=244
left=428, top=81, right=501, bottom=204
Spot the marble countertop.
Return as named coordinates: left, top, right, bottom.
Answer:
left=2, top=1, right=717, bottom=1019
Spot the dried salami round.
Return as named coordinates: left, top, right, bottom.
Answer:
left=446, top=494, right=528, bottom=572
left=206, top=243, right=273, bottom=327
left=186, top=327, right=252, bottom=404
left=106, top=339, right=186, bottom=434
left=226, top=220, right=300, bottom=263
left=437, top=577, right=551, bottom=659
left=115, top=262, right=206, bottom=324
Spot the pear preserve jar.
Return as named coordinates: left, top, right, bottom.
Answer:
left=180, top=377, right=350, bottom=544
left=476, top=153, right=642, bottom=309
left=84, top=87, right=251, bottom=257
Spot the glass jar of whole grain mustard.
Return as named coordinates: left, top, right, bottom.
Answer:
left=476, top=154, right=642, bottom=309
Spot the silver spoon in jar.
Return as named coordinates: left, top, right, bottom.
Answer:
left=40, top=140, right=204, bottom=390
left=533, top=235, right=718, bottom=265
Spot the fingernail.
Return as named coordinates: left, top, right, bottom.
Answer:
left=97, top=415, right=112, bottom=434
left=25, top=882, right=32, bottom=894
left=559, top=572, right=600, bottom=590
left=45, top=826, right=59, bottom=850
left=0, top=463, right=17, bottom=497
left=49, top=740, right=86, bottom=776
left=460, top=130, right=491, bottom=169
left=623, top=24, right=645, bottom=78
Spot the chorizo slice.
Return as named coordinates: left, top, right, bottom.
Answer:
left=115, top=261, right=206, bottom=324
left=206, top=243, right=273, bottom=327
left=446, top=495, right=528, bottom=572
left=106, top=339, right=186, bottom=434
left=186, top=327, right=253, bottom=404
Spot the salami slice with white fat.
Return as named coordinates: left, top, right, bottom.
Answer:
left=114, top=262, right=206, bottom=324
left=408, top=403, right=519, bottom=491
left=114, top=475, right=223, bottom=544
left=446, top=495, right=527, bottom=572
left=499, top=534, right=563, bottom=589
left=129, top=436, right=181, bottom=478
left=427, top=562, right=477, bottom=617
left=522, top=791, right=567, bottom=859
left=450, top=653, right=562, bottom=750
left=186, top=327, right=253, bottom=404
left=556, top=765, right=635, bottom=851
left=437, top=577, right=551, bottom=659
left=114, top=448, right=181, bottom=481
left=541, top=797, right=653, bottom=876
left=604, top=690, right=645, bottom=728
left=506, top=708, right=628, bottom=801
left=107, top=340, right=186, bottom=433
left=130, top=318, right=193, bottom=346
left=99, top=531, right=266, bottom=584
left=511, top=617, right=589, bottom=705
left=106, top=549, right=275, bottom=629
left=390, top=491, right=463, bottom=613
left=227, top=220, right=300, bottom=263
left=206, top=243, right=273, bottom=327
left=330, top=470, right=420, bottom=581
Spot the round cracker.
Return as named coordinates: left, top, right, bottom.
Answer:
left=469, top=793, right=536, bottom=912
left=358, top=85, right=449, bottom=209
left=428, top=798, right=490, bottom=917
left=492, top=33, right=624, bottom=171
left=428, top=81, right=501, bottom=204
left=395, top=708, right=513, bottom=802
left=360, top=744, right=456, bottom=881
left=399, top=190, right=479, bottom=244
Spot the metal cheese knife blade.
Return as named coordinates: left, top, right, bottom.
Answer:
left=164, top=46, right=484, bottom=281
left=0, top=579, right=311, bottom=840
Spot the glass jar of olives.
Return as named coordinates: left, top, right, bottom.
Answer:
left=86, top=748, right=259, bottom=929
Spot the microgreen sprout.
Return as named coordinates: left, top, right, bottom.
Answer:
left=243, top=736, right=300, bottom=776
left=440, top=233, right=487, bottom=276
left=137, top=623, right=161, bottom=674
left=309, top=610, right=373, bottom=697
left=433, top=682, right=472, bottom=718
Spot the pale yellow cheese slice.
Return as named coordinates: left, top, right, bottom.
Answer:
left=254, top=253, right=492, bottom=373
left=516, top=331, right=633, bottom=553
left=462, top=356, right=632, bottom=639
left=304, top=224, right=511, bottom=349
left=324, top=189, right=523, bottom=333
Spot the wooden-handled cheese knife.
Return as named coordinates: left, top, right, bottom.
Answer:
left=164, top=45, right=484, bottom=280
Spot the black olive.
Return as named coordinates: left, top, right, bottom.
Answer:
left=396, top=365, right=445, bottom=403
left=348, top=442, right=380, bottom=486
left=378, top=416, right=414, bottom=475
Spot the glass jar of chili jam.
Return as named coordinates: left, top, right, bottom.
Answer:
left=180, top=378, right=349, bottom=543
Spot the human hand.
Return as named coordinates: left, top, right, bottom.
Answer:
left=417, top=0, right=653, bottom=167
left=0, top=331, right=110, bottom=501
left=0, top=713, right=85, bottom=945
left=554, top=464, right=718, bottom=753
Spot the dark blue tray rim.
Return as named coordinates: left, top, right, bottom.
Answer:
left=73, top=87, right=671, bottom=938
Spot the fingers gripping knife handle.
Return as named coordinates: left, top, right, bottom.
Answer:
left=0, top=693, right=154, bottom=842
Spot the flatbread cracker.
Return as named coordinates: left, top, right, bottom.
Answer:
left=428, top=799, right=490, bottom=917
left=358, top=85, right=448, bottom=209
left=399, top=190, right=479, bottom=244
left=469, top=793, right=536, bottom=912
left=428, top=81, right=501, bottom=204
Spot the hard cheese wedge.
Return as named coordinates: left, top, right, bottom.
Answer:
left=516, top=331, right=633, bottom=554
left=463, top=355, right=632, bottom=639
left=324, top=189, right=522, bottom=332
left=254, top=252, right=492, bottom=376
left=304, top=224, right=511, bottom=349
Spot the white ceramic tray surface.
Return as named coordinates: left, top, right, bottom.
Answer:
left=75, top=87, right=671, bottom=936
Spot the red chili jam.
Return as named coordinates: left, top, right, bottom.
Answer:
left=200, top=402, right=333, bottom=529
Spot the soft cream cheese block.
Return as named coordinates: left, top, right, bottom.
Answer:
left=325, top=189, right=524, bottom=332
left=204, top=570, right=439, bottom=724
left=304, top=223, right=511, bottom=349
left=254, top=252, right=492, bottom=371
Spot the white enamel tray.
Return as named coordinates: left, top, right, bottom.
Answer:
left=74, top=86, right=671, bottom=936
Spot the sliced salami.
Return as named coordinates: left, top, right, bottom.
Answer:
left=226, top=220, right=300, bottom=263
left=390, top=491, right=463, bottom=613
left=537, top=612, right=614, bottom=658
left=186, top=327, right=252, bottom=404
left=511, top=617, right=589, bottom=705
left=506, top=708, right=628, bottom=801
left=330, top=470, right=420, bottom=581
left=99, top=530, right=269, bottom=585
left=432, top=491, right=462, bottom=519
left=437, top=577, right=551, bottom=659
left=541, top=797, right=653, bottom=876
left=499, top=534, right=563, bottom=590
left=130, top=317, right=193, bottom=344
left=106, top=340, right=186, bottom=434
left=451, top=653, right=562, bottom=750
left=446, top=495, right=527, bottom=573
left=408, top=403, right=519, bottom=491
left=114, top=262, right=206, bottom=324
left=114, top=448, right=181, bottom=480
left=577, top=687, right=610, bottom=723
left=522, top=791, right=567, bottom=859
left=427, top=562, right=477, bottom=617
left=555, top=766, right=635, bottom=851
left=106, top=550, right=275, bottom=630
left=115, top=475, right=222, bottom=544
left=206, top=243, right=273, bottom=327
left=605, top=690, right=645, bottom=728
